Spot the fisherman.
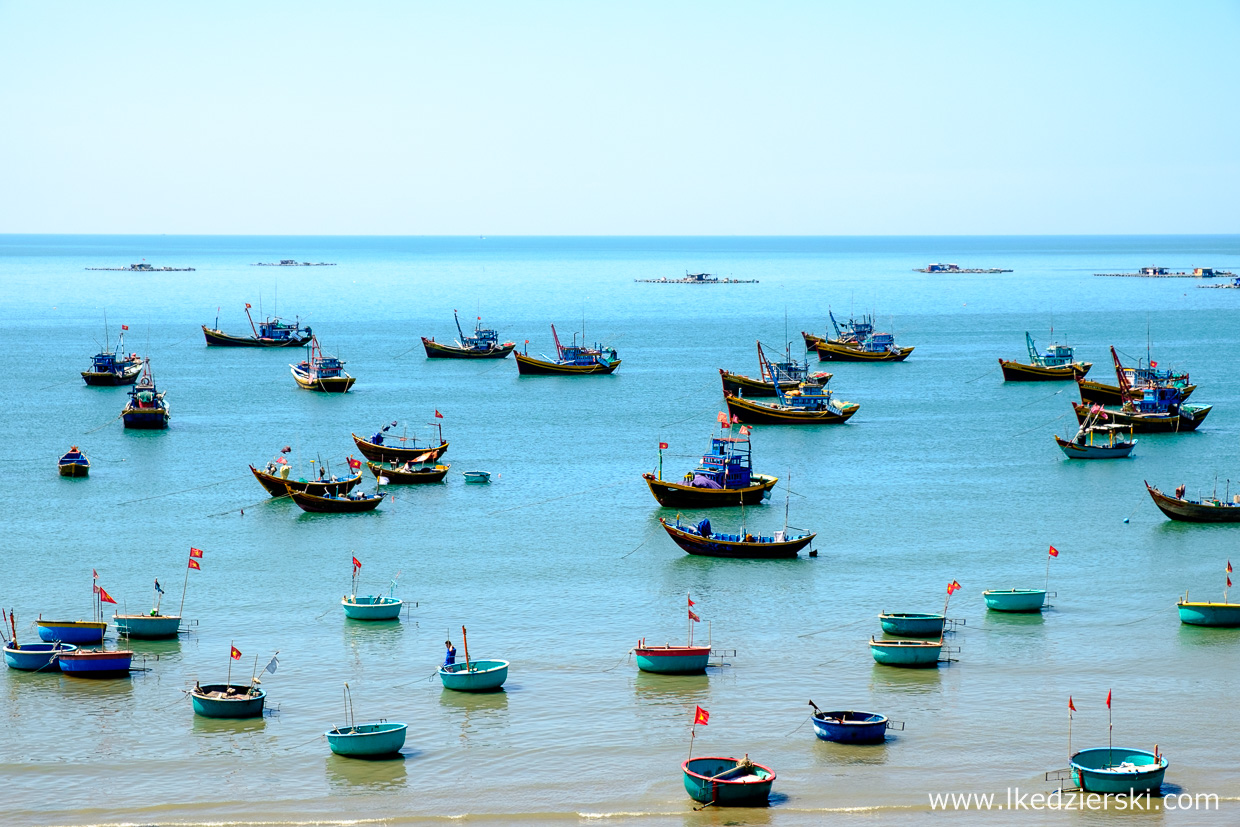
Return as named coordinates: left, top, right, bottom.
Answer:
left=372, top=431, right=384, bottom=446
left=443, top=640, right=456, bottom=667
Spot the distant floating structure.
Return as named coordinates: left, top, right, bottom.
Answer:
left=253, top=260, right=336, bottom=266
left=914, top=263, right=1012, bottom=273
left=86, top=263, right=195, bottom=271
left=635, top=271, right=759, bottom=284
left=1095, top=266, right=1233, bottom=278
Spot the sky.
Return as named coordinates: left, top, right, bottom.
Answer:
left=0, top=1, right=1236, bottom=235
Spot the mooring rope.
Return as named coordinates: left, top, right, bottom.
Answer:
left=488, top=478, right=629, bottom=515
left=117, top=473, right=252, bottom=506
left=1019, top=387, right=1066, bottom=409
left=1011, top=412, right=1067, bottom=438
left=783, top=714, right=812, bottom=737
left=965, top=366, right=1000, bottom=384
left=83, top=413, right=124, bottom=435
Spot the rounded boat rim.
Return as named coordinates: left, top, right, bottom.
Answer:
left=681, top=756, right=776, bottom=783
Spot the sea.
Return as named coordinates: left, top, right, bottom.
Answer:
left=1, top=235, right=1239, bottom=827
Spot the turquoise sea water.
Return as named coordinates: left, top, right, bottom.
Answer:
left=2, top=235, right=1239, bottom=827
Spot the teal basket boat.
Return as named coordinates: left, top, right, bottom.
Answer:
left=438, top=659, right=509, bottom=692
left=1177, top=600, right=1240, bottom=627
left=342, top=595, right=403, bottom=621
left=326, top=722, right=408, bottom=757
left=113, top=613, right=181, bottom=639
left=1070, top=748, right=1168, bottom=794
left=869, top=638, right=942, bottom=667
left=3, top=642, right=77, bottom=671
left=878, top=612, right=945, bottom=637
left=682, top=756, right=775, bottom=806
left=634, top=644, right=711, bottom=675
left=983, top=589, right=1047, bottom=612
left=191, top=684, right=267, bottom=718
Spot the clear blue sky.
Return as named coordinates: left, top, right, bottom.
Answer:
left=1, top=1, right=1236, bottom=235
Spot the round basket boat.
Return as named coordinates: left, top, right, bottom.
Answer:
left=1177, top=601, right=1240, bottom=627
left=438, top=660, right=508, bottom=692
left=878, top=612, right=945, bottom=637
left=113, top=613, right=181, bottom=639
left=342, top=595, right=403, bottom=621
left=191, top=684, right=267, bottom=718
left=634, top=645, right=711, bottom=675
left=983, top=589, right=1046, bottom=613
left=811, top=710, right=889, bottom=744
left=326, top=722, right=408, bottom=757
left=3, top=642, right=78, bottom=671
left=36, top=620, right=106, bottom=645
left=681, top=756, right=775, bottom=806
left=869, top=638, right=942, bottom=667
left=1070, top=747, right=1168, bottom=795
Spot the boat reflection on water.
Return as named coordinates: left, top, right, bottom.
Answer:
left=326, top=752, right=409, bottom=792
left=811, top=736, right=892, bottom=767
left=631, top=670, right=711, bottom=703
left=191, top=713, right=267, bottom=737
left=868, top=662, right=943, bottom=695
left=438, top=685, right=509, bottom=739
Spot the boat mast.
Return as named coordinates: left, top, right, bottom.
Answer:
left=454, top=309, right=466, bottom=342
left=245, top=303, right=259, bottom=338
left=551, top=324, right=563, bottom=359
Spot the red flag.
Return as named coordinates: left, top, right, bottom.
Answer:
left=97, top=587, right=117, bottom=604
left=121, top=324, right=129, bottom=331
left=352, top=556, right=362, bottom=571
left=1229, top=576, right=1233, bottom=588
left=717, top=411, right=729, bottom=425
left=280, top=446, right=292, bottom=453
left=731, top=414, right=739, bottom=424
left=694, top=706, right=709, bottom=726
left=1048, top=545, right=1059, bottom=557
left=189, top=547, right=204, bottom=558
left=245, top=303, right=252, bottom=309
left=1228, top=560, right=1233, bottom=573
left=92, top=584, right=100, bottom=594
left=739, top=425, right=751, bottom=436
left=659, top=442, right=668, bottom=449
left=688, top=609, right=700, bottom=623
left=231, top=646, right=242, bottom=660
left=947, top=580, right=961, bottom=595
left=1069, top=696, right=1076, bottom=712
left=1106, top=689, right=1111, bottom=709
left=347, top=456, right=362, bottom=471
left=687, top=596, right=695, bottom=607
left=1149, top=360, right=1158, bottom=368
left=187, top=559, right=201, bottom=570
left=93, top=569, right=99, bottom=579
left=435, top=410, right=443, bottom=418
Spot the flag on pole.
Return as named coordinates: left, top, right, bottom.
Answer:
left=378, top=476, right=390, bottom=485
left=155, top=579, right=164, bottom=595
left=264, top=655, right=279, bottom=674
left=97, top=587, right=117, bottom=604
left=687, top=596, right=695, bottom=607
left=121, top=324, right=129, bottom=331
left=1229, top=576, right=1233, bottom=588
left=93, top=569, right=99, bottom=579
left=189, top=548, right=204, bottom=558
left=1228, top=561, right=1233, bottom=573
left=231, top=646, right=242, bottom=660
left=739, top=425, right=751, bottom=436
left=659, top=442, right=668, bottom=449
left=1149, top=361, right=1158, bottom=368
left=1048, top=545, right=1059, bottom=557
left=731, top=414, right=739, bottom=424
left=694, top=706, right=709, bottom=726
left=352, top=556, right=362, bottom=571
left=245, top=303, right=252, bottom=309
left=717, top=411, right=729, bottom=425
left=947, top=580, right=961, bottom=595
left=280, top=446, right=291, bottom=453
left=188, top=559, right=201, bottom=570
left=688, top=609, right=700, bottom=623
left=346, top=456, right=362, bottom=471
left=1068, top=696, right=1076, bottom=712
left=1106, top=689, right=1111, bottom=709
left=435, top=410, right=444, bottom=418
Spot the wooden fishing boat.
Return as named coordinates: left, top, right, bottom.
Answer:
left=366, top=460, right=449, bottom=484
left=801, top=331, right=826, bottom=350
left=191, top=684, right=267, bottom=718
left=869, top=638, right=942, bottom=667
left=878, top=613, right=945, bottom=638
left=659, top=517, right=814, bottom=559
left=1071, top=398, right=1210, bottom=433
left=725, top=387, right=859, bottom=424
left=81, top=325, right=141, bottom=386
left=809, top=706, right=891, bottom=744
left=462, top=471, right=491, bottom=484
left=514, top=324, right=620, bottom=375
left=814, top=333, right=914, bottom=362
left=58, top=648, right=134, bottom=677
left=422, top=310, right=515, bottom=358
left=1077, top=348, right=1193, bottom=406
left=681, top=756, right=775, bottom=806
left=982, top=589, right=1047, bottom=612
left=1069, top=748, right=1167, bottom=795
left=1177, top=599, right=1240, bottom=627
left=719, top=341, right=830, bottom=397
left=634, top=643, right=712, bottom=674
left=58, top=447, right=90, bottom=477
left=1078, top=378, right=1195, bottom=406
left=287, top=487, right=384, bottom=513
left=1054, top=409, right=1136, bottom=459
left=121, top=359, right=170, bottom=429
left=999, top=333, right=1091, bottom=381
left=291, top=337, right=355, bottom=392
left=326, top=722, right=408, bottom=757
left=4, top=642, right=77, bottom=671
left=439, top=660, right=508, bottom=692
left=352, top=425, right=448, bottom=464
left=202, top=304, right=312, bottom=347
left=1146, top=482, right=1240, bottom=523
left=36, top=620, right=106, bottom=645
left=643, top=433, right=777, bottom=508
left=802, top=311, right=873, bottom=352
left=251, top=463, right=363, bottom=497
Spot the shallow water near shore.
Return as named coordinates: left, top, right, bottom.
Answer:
left=2, top=235, right=1239, bottom=826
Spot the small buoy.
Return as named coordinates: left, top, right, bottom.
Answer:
left=1123, top=517, right=1129, bottom=523
left=240, top=509, right=245, bottom=516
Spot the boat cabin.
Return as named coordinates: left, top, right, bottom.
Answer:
left=689, top=437, right=753, bottom=489
left=256, top=317, right=309, bottom=341
left=1133, top=386, right=1182, bottom=414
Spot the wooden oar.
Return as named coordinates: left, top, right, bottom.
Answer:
left=461, top=625, right=471, bottom=672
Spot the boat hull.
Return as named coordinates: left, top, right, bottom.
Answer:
left=1177, top=602, right=1240, bottom=627
left=1077, top=379, right=1196, bottom=407
left=58, top=461, right=90, bottom=477
left=463, top=472, right=491, bottom=483
left=659, top=519, right=813, bottom=558
left=352, top=434, right=449, bottom=464
left=36, top=621, right=106, bottom=644
left=202, top=325, right=311, bottom=347
left=1055, top=436, right=1136, bottom=459
left=122, top=408, right=170, bottom=429
left=422, top=337, right=514, bottom=359
left=288, top=489, right=384, bottom=513
left=999, top=359, right=1091, bottom=381
left=514, top=353, right=620, bottom=375
left=869, top=639, right=942, bottom=667
left=643, top=473, right=778, bottom=508
left=719, top=369, right=827, bottom=398
left=1072, top=402, right=1210, bottom=433
left=291, top=368, right=355, bottom=392
left=801, top=331, right=826, bottom=350
left=878, top=613, right=945, bottom=637
left=251, top=465, right=362, bottom=498
left=724, top=393, right=859, bottom=425
left=1145, top=483, right=1240, bottom=522
left=113, top=614, right=181, bottom=639
left=811, top=712, right=889, bottom=744
left=1070, top=748, right=1167, bottom=795
left=58, top=650, right=134, bottom=677
left=366, top=461, right=449, bottom=484
left=682, top=757, right=775, bottom=806
left=983, top=589, right=1046, bottom=612
left=634, top=646, right=711, bottom=675
left=326, top=722, right=408, bottom=757
left=342, top=596, right=403, bottom=620
left=814, top=342, right=913, bottom=362
left=82, top=365, right=142, bottom=386
left=438, top=660, right=509, bottom=692
left=4, top=643, right=77, bottom=671
left=191, top=685, right=267, bottom=718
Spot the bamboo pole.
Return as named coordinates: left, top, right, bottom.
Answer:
left=461, top=625, right=471, bottom=672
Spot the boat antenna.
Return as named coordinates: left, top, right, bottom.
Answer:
left=103, top=310, right=110, bottom=352
left=227, top=640, right=235, bottom=687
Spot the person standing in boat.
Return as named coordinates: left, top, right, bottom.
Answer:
left=443, top=640, right=456, bottom=667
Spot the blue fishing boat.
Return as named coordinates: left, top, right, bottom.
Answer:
left=36, top=620, right=106, bottom=644
left=869, top=638, right=943, bottom=667
left=878, top=613, right=946, bottom=637
left=681, top=756, right=775, bottom=806
left=291, top=337, right=355, bottom=392
left=720, top=341, right=831, bottom=397
left=1000, top=332, right=1091, bottom=381
left=1177, top=600, right=1240, bottom=627
left=1071, top=388, right=1211, bottom=434
left=726, top=349, right=861, bottom=423
left=58, top=446, right=90, bottom=478
left=802, top=310, right=875, bottom=350
left=191, top=684, right=267, bottom=718
left=643, top=431, right=778, bottom=508
left=514, top=324, right=620, bottom=375
left=439, top=660, right=509, bottom=692
left=81, top=323, right=141, bottom=386
left=983, top=589, right=1047, bottom=613
left=462, top=471, right=491, bottom=484
left=659, top=517, right=815, bottom=559
left=808, top=703, right=893, bottom=744
left=202, top=304, right=312, bottom=347
left=3, top=641, right=77, bottom=671
left=422, top=310, right=515, bottom=359
left=121, top=358, right=170, bottom=429
left=327, top=722, right=408, bottom=757
left=57, top=648, right=134, bottom=677
left=1070, top=748, right=1168, bottom=795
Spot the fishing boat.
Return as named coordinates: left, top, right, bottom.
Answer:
left=291, top=337, right=355, bottom=392
left=659, top=517, right=814, bottom=559
left=643, top=432, right=778, bottom=508
left=352, top=421, right=448, bottom=464
left=999, top=332, right=1091, bottom=381
left=814, top=331, right=914, bottom=362
left=719, top=341, right=831, bottom=397
left=681, top=756, right=775, bottom=806
left=808, top=702, right=893, bottom=744
left=366, top=460, right=449, bottom=484
left=878, top=613, right=946, bottom=638
left=36, top=619, right=106, bottom=644
left=869, top=638, right=943, bottom=667
left=1178, top=596, right=1240, bottom=627
left=1070, top=392, right=1211, bottom=433
left=422, top=310, right=515, bottom=358
left=251, top=461, right=363, bottom=497
left=1069, top=748, right=1168, bottom=795
left=121, top=358, right=170, bottom=429
left=438, top=626, right=508, bottom=691
left=81, top=324, right=141, bottom=386
left=1054, top=407, right=1136, bottom=459
left=1077, top=360, right=1194, bottom=406
left=802, top=311, right=874, bottom=351
left=191, top=683, right=267, bottom=718
left=342, top=562, right=403, bottom=620
left=725, top=349, right=859, bottom=424
left=4, top=641, right=77, bottom=671
left=113, top=575, right=183, bottom=639
left=514, top=324, right=620, bottom=375
left=327, top=721, right=408, bottom=757
left=982, top=589, right=1047, bottom=613
left=1145, top=481, right=1240, bottom=523
left=287, top=487, right=384, bottom=513
left=634, top=596, right=713, bottom=674
left=462, top=471, right=491, bottom=484
left=57, top=648, right=135, bottom=678
left=202, top=304, right=312, bottom=347
left=58, top=446, right=90, bottom=477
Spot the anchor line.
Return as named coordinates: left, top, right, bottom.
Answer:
left=1019, top=387, right=1065, bottom=409
left=36, top=377, right=80, bottom=392
left=118, top=473, right=253, bottom=506
left=281, top=733, right=327, bottom=753
left=964, top=366, right=1000, bottom=384
left=83, top=413, right=124, bottom=435
left=1011, top=412, right=1067, bottom=439
left=488, top=478, right=629, bottom=515
left=796, top=616, right=873, bottom=638
left=598, top=652, right=631, bottom=673
left=783, top=715, right=812, bottom=737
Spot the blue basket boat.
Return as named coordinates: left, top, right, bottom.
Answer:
left=462, top=471, right=491, bottom=484
left=57, top=649, right=134, bottom=677
left=342, top=595, right=403, bottom=621
left=1070, top=748, right=1168, bottom=795
left=810, top=709, right=890, bottom=744
left=1177, top=600, right=1240, bottom=627
left=869, top=638, right=942, bottom=667
left=4, top=642, right=77, bottom=671
left=983, top=589, right=1047, bottom=613
left=682, top=756, right=775, bottom=806
left=326, top=722, right=408, bottom=757
left=191, top=684, right=267, bottom=718
left=878, top=612, right=945, bottom=637
left=438, top=659, right=508, bottom=692
left=36, top=620, right=107, bottom=645
left=634, top=643, right=712, bottom=675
